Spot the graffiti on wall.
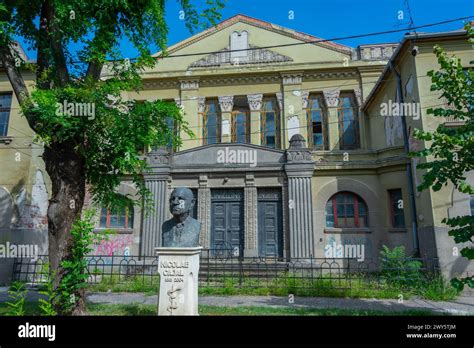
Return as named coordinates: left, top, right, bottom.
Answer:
left=93, top=234, right=133, bottom=257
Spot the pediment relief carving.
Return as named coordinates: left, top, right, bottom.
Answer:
left=189, top=45, right=293, bottom=68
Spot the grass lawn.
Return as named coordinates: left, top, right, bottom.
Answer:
left=0, top=301, right=442, bottom=316
left=86, top=274, right=459, bottom=301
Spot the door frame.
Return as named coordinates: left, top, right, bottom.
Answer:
left=257, top=188, right=283, bottom=258
left=210, top=189, right=244, bottom=257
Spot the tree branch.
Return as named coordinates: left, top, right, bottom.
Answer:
left=37, top=0, right=69, bottom=88
left=0, top=42, right=39, bottom=132
left=86, top=14, right=119, bottom=82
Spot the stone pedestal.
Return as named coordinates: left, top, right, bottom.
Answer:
left=155, top=247, right=202, bottom=316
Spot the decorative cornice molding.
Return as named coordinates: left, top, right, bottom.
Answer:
left=199, top=75, right=280, bottom=86
left=143, top=80, right=178, bottom=89
left=304, top=70, right=357, bottom=80
left=180, top=79, right=199, bottom=90
left=282, top=72, right=303, bottom=85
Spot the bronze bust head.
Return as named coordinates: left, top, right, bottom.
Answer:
left=161, top=187, right=201, bottom=247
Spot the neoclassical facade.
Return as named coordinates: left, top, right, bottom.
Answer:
left=112, top=14, right=406, bottom=261
left=1, top=14, right=472, bottom=282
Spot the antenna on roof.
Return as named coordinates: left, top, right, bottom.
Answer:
left=404, top=0, right=419, bottom=56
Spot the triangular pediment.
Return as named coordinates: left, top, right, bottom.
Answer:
left=188, top=45, right=293, bottom=68
left=144, top=14, right=352, bottom=73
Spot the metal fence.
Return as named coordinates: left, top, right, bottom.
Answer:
left=11, top=249, right=443, bottom=294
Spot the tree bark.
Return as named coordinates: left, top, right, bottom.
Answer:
left=44, top=141, right=86, bottom=315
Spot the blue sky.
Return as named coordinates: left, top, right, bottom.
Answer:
left=19, top=0, right=474, bottom=61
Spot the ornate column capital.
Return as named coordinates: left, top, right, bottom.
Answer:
left=276, top=92, right=283, bottom=111
left=180, top=79, right=199, bottom=90
left=301, top=91, right=310, bottom=109
left=354, top=87, right=362, bottom=107
left=323, top=89, right=340, bottom=108
left=218, top=95, right=234, bottom=112
left=247, top=94, right=263, bottom=111
left=197, top=97, right=206, bottom=113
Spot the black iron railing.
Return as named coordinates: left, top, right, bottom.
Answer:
left=11, top=249, right=442, bottom=294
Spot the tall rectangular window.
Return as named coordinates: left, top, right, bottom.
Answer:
left=0, top=93, right=12, bottom=137
left=338, top=93, right=359, bottom=150
left=470, top=195, right=474, bottom=216
left=165, top=116, right=175, bottom=150
left=261, top=98, right=280, bottom=148
left=232, top=108, right=250, bottom=143
left=203, top=99, right=221, bottom=145
left=388, top=189, right=405, bottom=228
left=306, top=94, right=328, bottom=150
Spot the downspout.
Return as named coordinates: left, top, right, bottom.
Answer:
left=389, top=60, right=420, bottom=256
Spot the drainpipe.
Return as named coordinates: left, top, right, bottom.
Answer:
left=389, top=60, right=420, bottom=256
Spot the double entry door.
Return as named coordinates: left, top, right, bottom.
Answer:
left=210, top=189, right=244, bottom=257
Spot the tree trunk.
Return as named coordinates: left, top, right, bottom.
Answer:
left=44, top=142, right=86, bottom=315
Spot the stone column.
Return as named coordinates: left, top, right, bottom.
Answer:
left=285, top=134, right=315, bottom=258
left=323, top=89, right=340, bottom=151
left=244, top=173, right=258, bottom=257
left=141, top=149, right=171, bottom=256
left=247, top=94, right=263, bottom=146
left=197, top=174, right=211, bottom=249
left=276, top=92, right=284, bottom=148
left=354, top=87, right=366, bottom=149
left=282, top=73, right=305, bottom=149
left=180, top=79, right=199, bottom=150
left=218, top=95, right=233, bottom=143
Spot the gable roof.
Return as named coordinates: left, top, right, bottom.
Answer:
left=361, top=29, right=469, bottom=111
left=155, top=14, right=352, bottom=57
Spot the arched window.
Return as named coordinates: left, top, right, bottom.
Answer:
left=232, top=96, right=250, bottom=143
left=99, top=203, right=134, bottom=229
left=203, top=99, right=221, bottom=145
left=326, top=192, right=368, bottom=228
left=338, top=93, right=359, bottom=149
left=306, top=94, right=328, bottom=150
left=261, top=97, right=280, bottom=148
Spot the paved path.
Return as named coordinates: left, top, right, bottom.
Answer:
left=1, top=288, right=472, bottom=314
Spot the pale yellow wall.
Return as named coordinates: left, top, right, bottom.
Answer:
left=0, top=71, right=51, bottom=208
left=413, top=38, right=473, bottom=226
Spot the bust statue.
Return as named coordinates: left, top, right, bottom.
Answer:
left=161, top=187, right=201, bottom=247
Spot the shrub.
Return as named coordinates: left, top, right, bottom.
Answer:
left=5, top=281, right=27, bottom=316
left=380, top=245, right=422, bottom=286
